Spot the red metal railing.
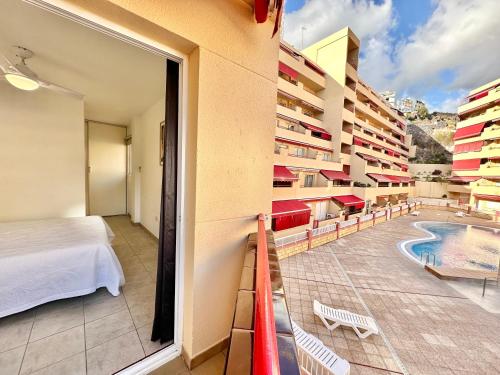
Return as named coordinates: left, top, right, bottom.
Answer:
left=253, top=214, right=280, bottom=375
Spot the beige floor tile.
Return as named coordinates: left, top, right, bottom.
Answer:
left=0, top=310, right=34, bottom=353
left=86, top=330, right=145, bottom=375
left=85, top=308, right=135, bottom=350
left=136, top=324, right=169, bottom=356
left=129, top=303, right=155, bottom=329
left=0, top=345, right=25, bottom=374
left=20, top=325, right=84, bottom=374
left=83, top=290, right=128, bottom=323
left=30, top=298, right=84, bottom=342
left=30, top=352, right=86, bottom=375
left=190, top=352, right=225, bottom=375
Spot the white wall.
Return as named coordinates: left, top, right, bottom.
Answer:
left=129, top=97, right=165, bottom=237
left=0, top=82, right=85, bottom=221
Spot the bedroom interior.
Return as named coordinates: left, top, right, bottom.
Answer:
left=0, top=1, right=178, bottom=374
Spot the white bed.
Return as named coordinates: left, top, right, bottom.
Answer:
left=0, top=216, right=125, bottom=318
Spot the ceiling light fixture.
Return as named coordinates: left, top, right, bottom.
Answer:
left=4, top=72, right=40, bottom=91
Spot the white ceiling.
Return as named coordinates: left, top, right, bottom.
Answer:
left=0, top=0, right=166, bottom=125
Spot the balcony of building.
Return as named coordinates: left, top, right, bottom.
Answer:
left=275, top=120, right=333, bottom=150
left=353, top=116, right=409, bottom=150
left=352, top=126, right=410, bottom=158
left=277, top=75, right=325, bottom=111
left=276, top=102, right=323, bottom=128
left=447, top=183, right=472, bottom=194
left=453, top=140, right=500, bottom=160
left=274, top=144, right=342, bottom=171
left=279, top=43, right=326, bottom=91
left=456, top=104, right=500, bottom=128
left=351, top=144, right=409, bottom=165
left=352, top=185, right=413, bottom=202
left=354, top=97, right=405, bottom=137
left=344, top=84, right=357, bottom=103
left=458, top=84, right=500, bottom=116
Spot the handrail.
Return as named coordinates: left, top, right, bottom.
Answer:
left=253, top=214, right=280, bottom=375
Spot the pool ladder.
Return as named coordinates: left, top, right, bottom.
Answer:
left=420, top=252, right=436, bottom=266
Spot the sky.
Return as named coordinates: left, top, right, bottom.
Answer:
left=282, top=0, right=500, bottom=113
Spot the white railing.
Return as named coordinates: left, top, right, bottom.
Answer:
left=274, top=231, right=308, bottom=248
left=392, top=206, right=401, bottom=212
left=360, top=214, right=373, bottom=222
left=375, top=211, right=386, bottom=218
left=339, top=219, right=357, bottom=228
left=311, top=223, right=336, bottom=236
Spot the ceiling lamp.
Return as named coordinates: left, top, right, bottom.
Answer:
left=4, top=72, right=40, bottom=91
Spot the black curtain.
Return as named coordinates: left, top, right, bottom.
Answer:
left=151, top=59, right=179, bottom=344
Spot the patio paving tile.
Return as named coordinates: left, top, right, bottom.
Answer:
left=280, top=208, right=500, bottom=375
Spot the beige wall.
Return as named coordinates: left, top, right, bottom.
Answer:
left=129, top=97, right=165, bottom=237
left=0, top=82, right=85, bottom=221
left=414, top=181, right=449, bottom=198
left=409, top=163, right=452, bottom=178
left=57, top=0, right=279, bottom=360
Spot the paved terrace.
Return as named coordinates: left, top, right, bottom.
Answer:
left=280, top=209, right=500, bottom=375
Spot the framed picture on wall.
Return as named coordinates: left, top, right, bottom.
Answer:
left=160, top=121, right=165, bottom=165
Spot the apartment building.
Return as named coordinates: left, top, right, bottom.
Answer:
left=272, top=27, right=415, bottom=235
left=448, top=78, right=500, bottom=212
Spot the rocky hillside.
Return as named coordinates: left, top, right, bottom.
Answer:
left=406, top=105, right=457, bottom=163
left=408, top=123, right=453, bottom=164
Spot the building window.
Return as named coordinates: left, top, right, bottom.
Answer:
left=322, top=153, right=331, bottom=161
left=304, top=175, right=314, bottom=187
left=295, top=148, right=306, bottom=157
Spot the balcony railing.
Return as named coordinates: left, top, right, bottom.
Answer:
left=253, top=214, right=280, bottom=375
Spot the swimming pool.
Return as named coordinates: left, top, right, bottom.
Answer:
left=400, top=222, right=500, bottom=271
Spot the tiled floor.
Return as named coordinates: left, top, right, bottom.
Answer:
left=0, top=215, right=169, bottom=375
left=280, top=209, right=500, bottom=375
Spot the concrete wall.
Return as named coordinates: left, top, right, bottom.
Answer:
left=414, top=181, right=449, bottom=198
left=409, top=163, right=452, bottom=179
left=58, top=0, right=279, bottom=360
left=0, top=82, right=85, bottom=221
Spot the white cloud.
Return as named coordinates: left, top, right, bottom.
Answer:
left=426, top=90, right=467, bottom=113
left=283, top=0, right=500, bottom=111
left=393, top=0, right=500, bottom=95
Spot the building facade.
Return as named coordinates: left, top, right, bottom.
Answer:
left=448, top=78, right=500, bottom=212
left=272, top=28, right=416, bottom=236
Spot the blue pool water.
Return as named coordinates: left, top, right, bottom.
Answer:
left=406, top=222, right=500, bottom=271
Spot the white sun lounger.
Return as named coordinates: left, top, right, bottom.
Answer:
left=313, top=300, right=379, bottom=339
left=292, top=320, right=350, bottom=375
left=410, top=210, right=420, bottom=216
left=455, top=211, right=465, bottom=217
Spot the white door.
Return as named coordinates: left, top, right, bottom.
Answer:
left=315, top=201, right=327, bottom=221
left=88, top=122, right=127, bottom=216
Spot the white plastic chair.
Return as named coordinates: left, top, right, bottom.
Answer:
left=292, top=320, right=350, bottom=375
left=313, top=300, right=379, bottom=339
left=455, top=211, right=465, bottom=217
left=410, top=210, right=420, bottom=216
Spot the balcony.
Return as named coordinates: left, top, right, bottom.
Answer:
left=279, top=48, right=326, bottom=90
left=275, top=126, right=333, bottom=150
left=225, top=216, right=301, bottom=374
left=453, top=143, right=500, bottom=160
left=447, top=184, right=472, bottom=194
left=274, top=148, right=342, bottom=170
left=344, top=85, right=357, bottom=103
left=345, top=62, right=357, bottom=81
left=342, top=107, right=355, bottom=125
left=278, top=77, right=325, bottom=111
left=276, top=104, right=323, bottom=128
left=355, top=100, right=405, bottom=137
left=351, top=144, right=409, bottom=165
left=458, top=85, right=500, bottom=115
left=340, top=130, right=353, bottom=146
left=353, top=185, right=413, bottom=201
left=456, top=105, right=500, bottom=128
left=272, top=184, right=353, bottom=201
left=352, top=128, right=409, bottom=157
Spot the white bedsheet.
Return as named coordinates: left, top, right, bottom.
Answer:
left=0, top=216, right=125, bottom=318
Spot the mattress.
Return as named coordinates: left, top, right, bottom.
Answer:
left=0, top=216, right=125, bottom=318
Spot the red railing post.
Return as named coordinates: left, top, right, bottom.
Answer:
left=307, top=229, right=312, bottom=250
left=253, top=214, right=280, bottom=375
left=357, top=216, right=360, bottom=231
